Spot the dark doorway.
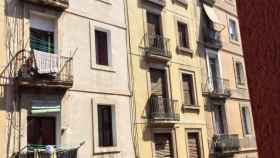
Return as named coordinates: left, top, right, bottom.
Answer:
left=27, top=116, right=56, bottom=145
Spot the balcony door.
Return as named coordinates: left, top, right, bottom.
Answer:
left=150, top=68, right=169, bottom=114
left=27, top=116, right=56, bottom=145
left=30, top=14, right=55, bottom=54
left=147, top=12, right=163, bottom=51
left=206, top=50, right=222, bottom=92
left=213, top=105, right=227, bottom=135
left=154, top=133, right=174, bottom=158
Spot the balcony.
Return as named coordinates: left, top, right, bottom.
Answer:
left=203, top=77, right=231, bottom=98
left=149, top=95, right=180, bottom=124
left=145, top=0, right=166, bottom=7
left=22, top=0, right=69, bottom=10
left=144, top=33, right=171, bottom=62
left=15, top=49, right=73, bottom=89
left=12, top=143, right=84, bottom=158
left=239, top=136, right=258, bottom=150
left=203, top=25, right=222, bottom=49
left=213, top=134, right=240, bottom=155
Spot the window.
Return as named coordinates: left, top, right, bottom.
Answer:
left=177, top=22, right=190, bottom=49
left=30, top=14, right=55, bottom=54
left=187, top=132, right=202, bottom=158
left=182, top=73, right=195, bottom=106
left=28, top=117, right=56, bottom=145
left=150, top=68, right=167, bottom=97
left=98, top=105, right=114, bottom=147
left=213, top=105, right=226, bottom=134
left=235, top=61, right=246, bottom=85
left=154, top=133, right=174, bottom=158
left=30, top=28, right=54, bottom=53
left=229, top=19, right=238, bottom=41
left=95, top=30, right=109, bottom=66
left=241, top=106, right=253, bottom=135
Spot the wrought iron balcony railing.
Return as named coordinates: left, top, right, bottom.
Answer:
left=239, top=136, right=258, bottom=149
left=213, top=134, right=240, bottom=154
left=203, top=77, right=231, bottom=98
left=16, top=49, right=73, bottom=88
left=203, top=25, right=222, bottom=48
left=149, top=95, right=180, bottom=122
left=22, top=0, right=69, bottom=10
left=144, top=33, right=171, bottom=60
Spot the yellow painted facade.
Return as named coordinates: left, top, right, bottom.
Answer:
left=126, top=0, right=209, bottom=157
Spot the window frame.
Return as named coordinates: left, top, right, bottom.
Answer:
left=212, top=104, right=228, bottom=135
left=233, top=58, right=247, bottom=89
left=92, top=98, right=119, bottom=154
left=175, top=18, right=193, bottom=54
left=95, top=30, right=109, bottom=66
left=227, top=17, right=240, bottom=44
left=205, top=49, right=223, bottom=91
left=180, top=70, right=199, bottom=110
left=97, top=105, right=115, bottom=147
left=185, top=129, right=205, bottom=158
left=29, top=12, right=58, bottom=54
left=151, top=128, right=177, bottom=158
left=239, top=103, right=254, bottom=136
left=90, top=21, right=115, bottom=73
left=177, top=22, right=190, bottom=49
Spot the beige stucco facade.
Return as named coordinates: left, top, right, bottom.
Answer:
left=1, top=0, right=135, bottom=158
left=196, top=0, right=258, bottom=157
left=126, top=0, right=209, bottom=157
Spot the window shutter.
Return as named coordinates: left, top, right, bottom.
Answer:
left=241, top=106, right=252, bottom=135
left=95, top=30, right=109, bottom=66
left=154, top=133, right=174, bottom=158
left=150, top=69, right=166, bottom=96
left=236, top=62, right=245, bottom=85
left=182, top=74, right=195, bottom=105
left=187, top=133, right=201, bottom=158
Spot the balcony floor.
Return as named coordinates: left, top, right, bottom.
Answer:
left=16, top=77, right=73, bottom=89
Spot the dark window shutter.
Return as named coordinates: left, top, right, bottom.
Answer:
left=178, top=22, right=189, bottom=48
left=236, top=62, right=245, bottom=85
left=150, top=69, right=167, bottom=97
left=98, top=105, right=113, bottom=146
left=154, top=133, right=174, bottom=158
left=187, top=133, right=201, bottom=158
left=182, top=74, right=195, bottom=105
left=95, top=30, right=109, bottom=66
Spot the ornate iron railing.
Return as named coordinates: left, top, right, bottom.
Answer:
left=149, top=95, right=179, bottom=121
left=144, top=33, right=171, bottom=58
left=203, top=77, right=231, bottom=97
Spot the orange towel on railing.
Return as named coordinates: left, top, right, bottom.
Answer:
left=33, top=50, right=59, bottom=74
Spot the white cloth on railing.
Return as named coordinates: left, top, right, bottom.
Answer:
left=33, top=50, right=59, bottom=74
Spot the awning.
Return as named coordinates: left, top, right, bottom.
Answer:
left=31, top=100, right=60, bottom=114
left=203, top=4, right=224, bottom=31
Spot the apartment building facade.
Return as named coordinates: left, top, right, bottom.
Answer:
left=126, top=0, right=210, bottom=157
left=196, top=0, right=258, bottom=157
left=1, top=0, right=134, bottom=158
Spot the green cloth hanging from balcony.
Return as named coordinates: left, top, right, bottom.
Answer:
left=31, top=100, right=60, bottom=114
